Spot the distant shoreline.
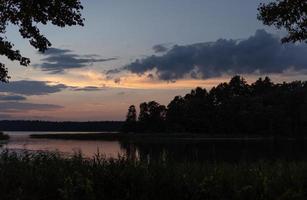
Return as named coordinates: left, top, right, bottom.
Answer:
left=29, top=132, right=306, bottom=142
left=0, top=120, right=123, bottom=132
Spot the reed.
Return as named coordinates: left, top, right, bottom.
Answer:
left=0, top=150, right=306, bottom=200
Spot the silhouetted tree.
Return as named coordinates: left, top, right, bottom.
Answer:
left=258, top=0, right=307, bottom=43
left=257, top=1, right=307, bottom=136
left=183, top=87, right=211, bottom=133
left=210, top=82, right=230, bottom=106
left=228, top=75, right=250, bottom=97
left=138, top=102, right=149, bottom=122
left=135, top=101, right=167, bottom=132
left=124, top=75, right=307, bottom=137
left=0, top=0, right=84, bottom=82
left=126, top=105, right=137, bottom=122
left=251, top=77, right=274, bottom=95
left=167, top=96, right=186, bottom=131
left=147, top=101, right=167, bottom=123
left=123, top=105, right=137, bottom=132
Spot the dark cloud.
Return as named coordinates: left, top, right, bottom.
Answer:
left=0, top=80, right=112, bottom=95
left=0, top=102, right=63, bottom=112
left=41, top=48, right=72, bottom=55
left=0, top=81, right=68, bottom=96
left=35, top=48, right=117, bottom=74
left=147, top=74, right=154, bottom=79
left=0, top=95, right=27, bottom=101
left=106, top=68, right=121, bottom=74
left=73, top=86, right=106, bottom=91
left=114, top=78, right=121, bottom=84
left=119, top=30, right=307, bottom=81
left=152, top=44, right=169, bottom=53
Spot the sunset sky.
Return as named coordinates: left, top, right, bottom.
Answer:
left=1, top=0, right=307, bottom=121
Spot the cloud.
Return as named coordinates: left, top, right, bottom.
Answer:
left=0, top=80, right=112, bottom=95
left=0, top=80, right=68, bottom=95
left=106, top=68, right=121, bottom=74
left=73, top=86, right=106, bottom=91
left=35, top=48, right=117, bottom=74
left=0, top=102, right=63, bottom=112
left=0, top=114, right=58, bottom=120
left=152, top=44, right=169, bottom=53
left=41, top=48, right=72, bottom=55
left=0, top=114, right=17, bottom=120
left=114, top=78, right=121, bottom=84
left=0, top=95, right=27, bottom=101
left=117, top=30, right=307, bottom=81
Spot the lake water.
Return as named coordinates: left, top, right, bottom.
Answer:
left=2, top=132, right=307, bottom=162
left=2, top=132, right=125, bottom=158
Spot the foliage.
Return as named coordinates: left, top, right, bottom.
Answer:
left=124, top=75, right=307, bottom=136
left=258, top=0, right=307, bottom=43
left=0, top=151, right=307, bottom=199
left=0, top=131, right=9, bottom=140
left=0, top=0, right=84, bottom=82
left=131, top=101, right=167, bottom=132
left=122, top=105, right=137, bottom=132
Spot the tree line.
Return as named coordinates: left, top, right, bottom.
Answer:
left=0, top=121, right=123, bottom=132
left=123, top=76, right=307, bottom=136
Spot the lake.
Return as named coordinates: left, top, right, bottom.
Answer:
left=2, top=132, right=125, bottom=158
left=2, top=132, right=307, bottom=162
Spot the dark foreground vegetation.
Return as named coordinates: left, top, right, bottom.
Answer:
left=123, top=76, right=307, bottom=137
left=0, top=121, right=123, bottom=132
left=0, top=132, right=9, bottom=140
left=0, top=151, right=306, bottom=200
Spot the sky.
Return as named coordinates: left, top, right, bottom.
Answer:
left=1, top=0, right=307, bottom=121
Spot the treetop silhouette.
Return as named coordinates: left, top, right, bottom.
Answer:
left=124, top=76, right=307, bottom=136
left=258, top=0, right=307, bottom=43
left=0, top=0, right=84, bottom=82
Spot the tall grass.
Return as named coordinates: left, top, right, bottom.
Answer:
left=0, top=150, right=306, bottom=199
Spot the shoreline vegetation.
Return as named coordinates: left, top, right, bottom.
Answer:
left=0, top=121, right=123, bottom=132
left=122, top=76, right=307, bottom=137
left=29, top=75, right=307, bottom=142
left=0, top=151, right=306, bottom=199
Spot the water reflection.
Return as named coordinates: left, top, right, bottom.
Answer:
left=3, top=132, right=307, bottom=162
left=4, top=132, right=125, bottom=158
left=120, top=139, right=307, bottom=162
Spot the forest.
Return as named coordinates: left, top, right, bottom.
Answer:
left=123, top=76, right=307, bottom=136
left=0, top=121, right=123, bottom=132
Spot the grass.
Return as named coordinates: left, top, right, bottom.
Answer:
left=0, top=151, right=306, bottom=199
